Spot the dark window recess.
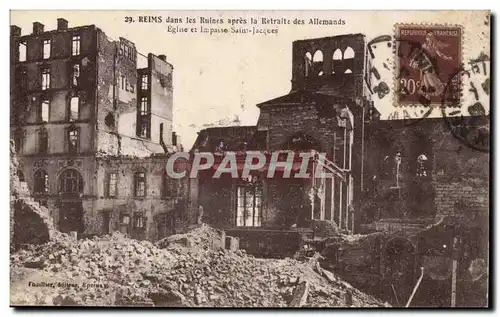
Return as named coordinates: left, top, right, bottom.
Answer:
left=105, top=112, right=115, bottom=128
left=34, top=169, right=49, bottom=194
left=141, top=74, right=148, bottom=90
left=59, top=169, right=83, bottom=194
left=134, top=213, right=146, bottom=228
left=107, top=173, right=117, bottom=197
left=236, top=182, right=263, bottom=227
left=163, top=176, right=179, bottom=198
left=120, top=212, right=130, bottom=225
left=135, top=172, right=146, bottom=197
left=67, top=128, right=79, bottom=154
left=38, top=128, right=48, bottom=154
left=14, top=131, right=24, bottom=154
left=17, top=169, right=25, bottom=182
left=19, top=69, right=28, bottom=91
left=159, top=123, right=164, bottom=144
left=137, top=97, right=150, bottom=138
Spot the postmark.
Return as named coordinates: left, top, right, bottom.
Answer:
left=441, top=54, right=490, bottom=153
left=395, top=24, right=462, bottom=108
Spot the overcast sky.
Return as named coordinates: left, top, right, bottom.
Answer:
left=11, top=10, right=490, bottom=148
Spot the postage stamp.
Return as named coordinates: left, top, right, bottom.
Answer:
left=394, top=24, right=463, bottom=108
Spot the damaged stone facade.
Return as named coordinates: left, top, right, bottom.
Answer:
left=191, top=34, right=377, bottom=255
left=10, top=19, right=185, bottom=241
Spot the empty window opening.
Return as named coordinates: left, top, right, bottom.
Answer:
left=43, top=39, right=51, bottom=59
left=34, top=169, right=49, bottom=194
left=72, top=35, right=81, bottom=56
left=68, top=128, right=79, bottom=154
left=107, top=173, right=117, bottom=197
left=135, top=172, right=146, bottom=197
left=59, top=169, right=84, bottom=194
left=344, top=46, right=355, bottom=59
left=41, top=67, right=50, bottom=90
left=18, top=42, right=27, bottom=62
left=41, top=100, right=50, bottom=122
left=140, top=97, right=149, bottom=115
left=138, top=97, right=150, bottom=138
left=141, top=74, right=148, bottom=90
left=345, top=69, right=353, bottom=74
left=120, top=212, right=130, bottom=225
left=304, top=52, right=312, bottom=77
left=72, top=64, right=80, bottom=86
left=70, top=97, right=79, bottom=121
left=134, top=213, right=145, bottom=228
left=333, top=48, right=343, bottom=60
left=236, top=183, right=262, bottom=227
left=312, top=50, right=324, bottom=75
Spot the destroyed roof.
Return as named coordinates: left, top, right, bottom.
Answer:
left=191, top=125, right=266, bottom=152
left=257, top=89, right=357, bottom=108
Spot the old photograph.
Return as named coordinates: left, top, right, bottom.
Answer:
left=9, top=10, right=490, bottom=308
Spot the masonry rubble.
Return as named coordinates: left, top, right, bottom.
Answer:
left=10, top=222, right=388, bottom=307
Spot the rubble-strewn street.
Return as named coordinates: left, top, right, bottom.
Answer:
left=10, top=225, right=388, bottom=307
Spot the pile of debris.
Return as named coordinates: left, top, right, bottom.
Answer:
left=11, top=225, right=388, bottom=307
left=11, top=232, right=176, bottom=306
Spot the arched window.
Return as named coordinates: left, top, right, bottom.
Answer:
left=59, top=169, right=83, bottom=194
left=333, top=49, right=343, bottom=60
left=344, top=69, right=353, bottom=74
left=304, top=52, right=312, bottom=77
left=34, top=169, right=49, bottom=194
left=344, top=46, right=355, bottom=59
left=312, top=50, right=324, bottom=75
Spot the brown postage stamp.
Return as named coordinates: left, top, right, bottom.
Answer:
left=395, top=24, right=462, bottom=107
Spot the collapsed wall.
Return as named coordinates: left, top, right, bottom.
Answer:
left=10, top=139, right=62, bottom=250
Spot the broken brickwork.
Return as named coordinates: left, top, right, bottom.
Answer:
left=10, top=19, right=183, bottom=240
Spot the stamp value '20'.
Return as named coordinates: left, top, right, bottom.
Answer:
left=395, top=24, right=462, bottom=108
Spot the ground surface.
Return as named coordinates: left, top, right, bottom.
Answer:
left=10, top=225, right=388, bottom=308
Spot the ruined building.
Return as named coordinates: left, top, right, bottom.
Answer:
left=190, top=33, right=489, bottom=307
left=10, top=19, right=188, bottom=241
left=191, top=34, right=378, bottom=256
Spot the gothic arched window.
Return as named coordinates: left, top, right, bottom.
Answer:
left=312, top=50, right=324, bottom=75
left=59, top=169, right=84, bottom=194
left=333, top=49, right=343, bottom=60
left=344, top=46, right=355, bottom=59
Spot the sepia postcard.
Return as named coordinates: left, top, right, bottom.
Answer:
left=9, top=10, right=490, bottom=308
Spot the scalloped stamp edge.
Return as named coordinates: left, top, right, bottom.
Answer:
left=392, top=23, right=465, bottom=109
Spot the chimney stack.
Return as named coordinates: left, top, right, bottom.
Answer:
left=10, top=25, right=21, bottom=37
left=57, top=18, right=68, bottom=31
left=32, top=22, right=44, bottom=35
left=158, top=54, right=167, bottom=62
